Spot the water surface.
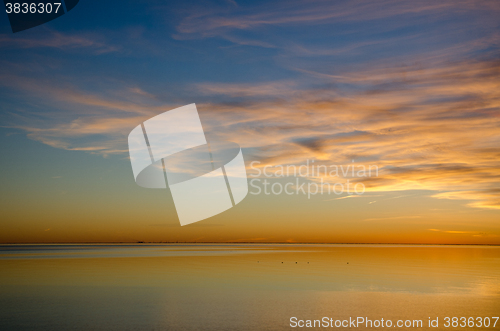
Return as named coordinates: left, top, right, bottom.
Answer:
left=1, top=244, right=498, bottom=330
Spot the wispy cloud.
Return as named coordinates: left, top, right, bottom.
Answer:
left=363, top=216, right=422, bottom=222
left=174, top=0, right=465, bottom=38
left=0, top=75, right=179, bottom=155
left=0, top=29, right=119, bottom=54
left=324, top=194, right=380, bottom=201
left=427, top=229, right=497, bottom=237
left=173, top=0, right=500, bottom=54
left=432, top=190, right=500, bottom=210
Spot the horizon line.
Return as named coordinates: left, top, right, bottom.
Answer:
left=0, top=242, right=499, bottom=246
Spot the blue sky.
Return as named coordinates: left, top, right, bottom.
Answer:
left=1, top=0, right=499, bottom=243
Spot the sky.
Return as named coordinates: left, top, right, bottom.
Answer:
left=0, top=0, right=499, bottom=244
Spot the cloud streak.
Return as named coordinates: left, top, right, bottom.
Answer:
left=0, top=29, right=119, bottom=54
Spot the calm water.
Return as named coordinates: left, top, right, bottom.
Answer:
left=0, top=244, right=499, bottom=330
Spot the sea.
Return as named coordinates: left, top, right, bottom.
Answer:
left=0, top=244, right=499, bottom=330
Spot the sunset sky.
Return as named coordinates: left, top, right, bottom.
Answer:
left=0, top=0, right=499, bottom=244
